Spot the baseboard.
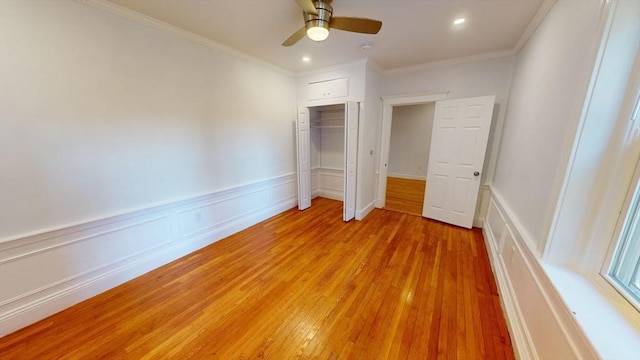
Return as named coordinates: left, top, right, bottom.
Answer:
left=0, top=174, right=297, bottom=337
left=387, top=173, right=426, bottom=181
left=483, top=188, right=597, bottom=360
left=355, top=200, right=376, bottom=220
left=317, top=189, right=343, bottom=202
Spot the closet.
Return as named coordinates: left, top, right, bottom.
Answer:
left=296, top=102, right=359, bottom=221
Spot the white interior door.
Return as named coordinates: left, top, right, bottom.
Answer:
left=343, top=102, right=359, bottom=221
left=297, top=107, right=311, bottom=210
left=422, top=96, right=495, bottom=228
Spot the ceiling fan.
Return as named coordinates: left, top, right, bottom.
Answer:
left=282, top=0, right=382, bottom=46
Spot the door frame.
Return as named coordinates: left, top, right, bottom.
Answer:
left=376, top=92, right=448, bottom=208
left=297, top=101, right=360, bottom=222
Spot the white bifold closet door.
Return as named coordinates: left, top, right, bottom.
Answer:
left=422, top=96, right=495, bottom=229
left=296, top=107, right=311, bottom=210
left=343, top=102, right=359, bottom=221
left=296, top=102, right=359, bottom=222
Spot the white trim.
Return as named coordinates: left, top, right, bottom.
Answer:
left=75, top=0, right=553, bottom=77
left=355, top=200, right=376, bottom=221
left=0, top=174, right=297, bottom=337
left=484, top=188, right=599, bottom=360
left=542, top=0, right=615, bottom=257
left=295, top=59, right=369, bottom=78
left=483, top=224, right=537, bottom=360
left=376, top=92, right=448, bottom=208
left=381, top=0, right=556, bottom=77
left=1, top=173, right=297, bottom=245
left=74, top=0, right=292, bottom=76
left=381, top=92, right=450, bottom=104
left=382, top=50, right=515, bottom=76
left=544, top=266, right=640, bottom=359
left=317, top=189, right=342, bottom=202
left=512, top=0, right=558, bottom=53
left=386, top=173, right=426, bottom=181
left=472, top=184, right=491, bottom=228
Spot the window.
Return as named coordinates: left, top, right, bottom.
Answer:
left=604, top=89, right=640, bottom=309
left=607, top=176, right=640, bottom=307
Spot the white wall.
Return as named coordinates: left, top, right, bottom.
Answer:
left=388, top=104, right=434, bottom=179
left=482, top=1, right=640, bottom=359
left=0, top=0, right=298, bottom=335
left=0, top=0, right=296, bottom=239
left=382, top=56, right=515, bottom=185
left=356, top=62, right=383, bottom=218
left=491, top=0, right=606, bottom=252
left=545, top=0, right=640, bottom=270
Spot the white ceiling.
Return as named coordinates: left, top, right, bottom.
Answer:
left=107, top=0, right=546, bottom=73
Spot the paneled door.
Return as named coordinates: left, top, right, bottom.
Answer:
left=296, top=107, right=311, bottom=210
left=422, top=96, right=495, bottom=228
left=343, top=102, right=359, bottom=221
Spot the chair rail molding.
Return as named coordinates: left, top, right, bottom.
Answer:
left=0, top=174, right=298, bottom=337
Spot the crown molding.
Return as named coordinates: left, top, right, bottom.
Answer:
left=380, top=0, right=557, bottom=76
left=75, top=0, right=293, bottom=77
left=294, top=58, right=369, bottom=78
left=513, top=0, right=558, bottom=52
left=75, top=0, right=557, bottom=79
left=382, top=49, right=516, bottom=76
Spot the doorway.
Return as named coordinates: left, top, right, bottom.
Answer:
left=377, top=94, right=495, bottom=228
left=376, top=93, right=447, bottom=210
left=296, top=102, right=359, bottom=221
left=384, top=103, right=435, bottom=216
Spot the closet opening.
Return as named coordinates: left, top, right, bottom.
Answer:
left=310, top=104, right=346, bottom=203
left=296, top=102, right=359, bottom=222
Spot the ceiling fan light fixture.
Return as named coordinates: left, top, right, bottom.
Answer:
left=283, top=0, right=381, bottom=47
left=306, top=20, right=330, bottom=41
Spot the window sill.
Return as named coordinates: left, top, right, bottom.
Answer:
left=544, top=264, right=640, bottom=359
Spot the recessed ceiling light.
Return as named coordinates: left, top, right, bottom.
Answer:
left=302, top=56, right=311, bottom=62
left=454, top=18, right=466, bottom=25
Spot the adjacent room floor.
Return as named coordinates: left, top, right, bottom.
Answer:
left=0, top=198, right=514, bottom=359
left=385, top=176, right=427, bottom=216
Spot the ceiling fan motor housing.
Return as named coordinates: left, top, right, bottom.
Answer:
left=304, top=1, right=332, bottom=32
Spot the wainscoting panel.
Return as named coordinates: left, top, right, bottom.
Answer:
left=483, top=188, right=596, bottom=360
left=0, top=174, right=297, bottom=337
left=313, top=167, right=344, bottom=201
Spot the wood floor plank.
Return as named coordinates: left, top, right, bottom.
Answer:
left=385, top=177, right=426, bottom=216
left=0, top=198, right=514, bottom=359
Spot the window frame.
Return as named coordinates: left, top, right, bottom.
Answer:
left=602, top=157, right=640, bottom=312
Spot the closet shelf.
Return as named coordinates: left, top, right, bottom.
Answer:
left=311, top=125, right=345, bottom=129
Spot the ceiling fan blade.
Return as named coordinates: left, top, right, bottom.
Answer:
left=282, top=26, right=307, bottom=47
left=331, top=17, right=382, bottom=34
left=294, top=0, right=318, bottom=15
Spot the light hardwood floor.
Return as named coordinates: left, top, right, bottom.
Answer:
left=0, top=198, right=514, bottom=359
left=385, top=176, right=427, bottom=216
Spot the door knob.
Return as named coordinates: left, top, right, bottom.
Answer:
left=474, top=171, right=480, bottom=177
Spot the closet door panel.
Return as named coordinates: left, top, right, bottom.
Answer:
left=297, top=107, right=311, bottom=210
left=344, top=102, right=359, bottom=221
